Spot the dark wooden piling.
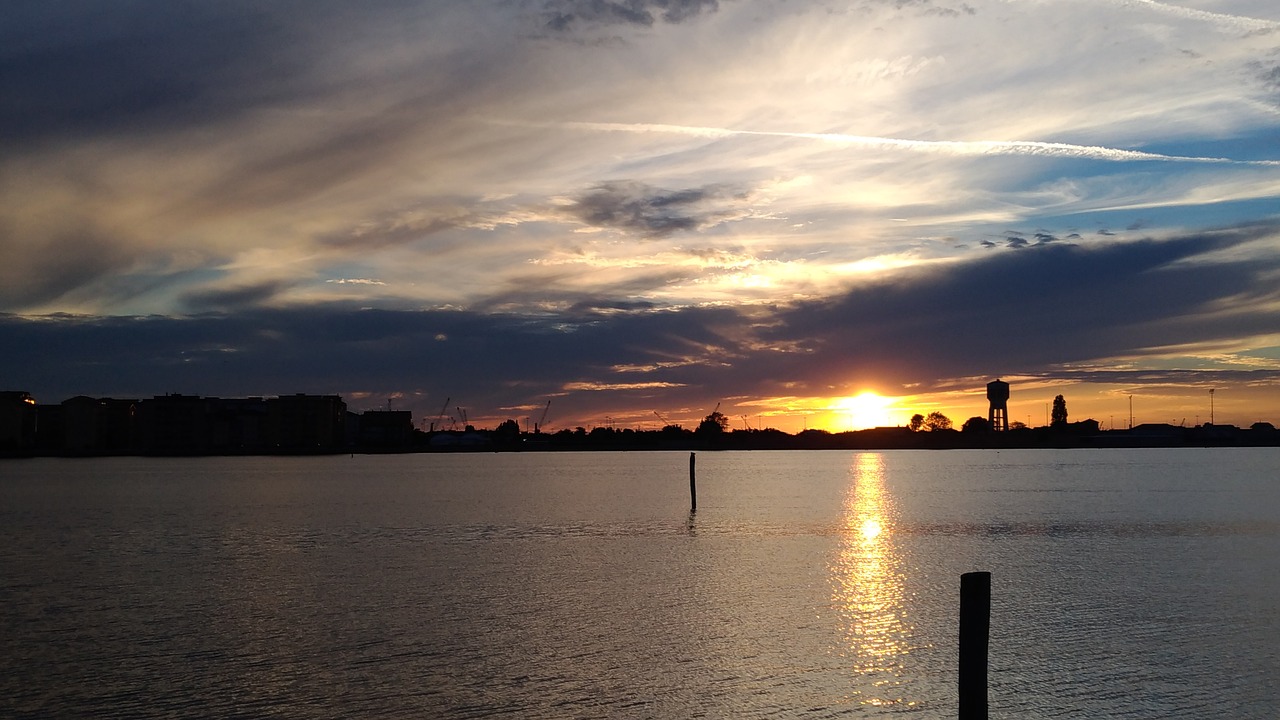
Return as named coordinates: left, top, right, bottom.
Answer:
left=959, top=571, right=990, bottom=720
left=689, top=452, right=697, bottom=512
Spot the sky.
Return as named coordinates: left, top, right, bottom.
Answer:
left=3, top=0, right=1280, bottom=432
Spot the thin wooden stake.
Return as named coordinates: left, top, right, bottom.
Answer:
left=689, top=451, right=697, bottom=512
left=959, top=571, right=990, bottom=720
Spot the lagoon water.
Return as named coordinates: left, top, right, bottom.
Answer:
left=2, top=449, right=1278, bottom=718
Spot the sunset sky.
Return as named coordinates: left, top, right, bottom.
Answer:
left=4, top=0, right=1280, bottom=432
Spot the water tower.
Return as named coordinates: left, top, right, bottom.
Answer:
left=987, top=379, right=1009, bottom=431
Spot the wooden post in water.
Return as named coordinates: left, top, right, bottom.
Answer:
left=959, top=571, right=990, bottom=720
left=689, top=452, right=697, bottom=512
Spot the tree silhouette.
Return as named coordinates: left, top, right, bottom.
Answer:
left=697, top=410, right=729, bottom=435
left=962, top=416, right=990, bottom=433
left=923, top=411, right=952, bottom=431
left=1051, top=395, right=1068, bottom=427
left=909, top=413, right=925, bottom=432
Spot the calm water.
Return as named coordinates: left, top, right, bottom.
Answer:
left=1, top=449, right=1277, bottom=718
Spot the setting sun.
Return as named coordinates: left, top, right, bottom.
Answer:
left=834, top=392, right=897, bottom=431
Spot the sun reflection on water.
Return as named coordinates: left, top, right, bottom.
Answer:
left=831, top=453, right=919, bottom=708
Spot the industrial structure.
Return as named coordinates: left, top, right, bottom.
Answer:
left=987, top=379, right=1010, bottom=432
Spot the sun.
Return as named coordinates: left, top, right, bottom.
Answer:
left=834, top=391, right=895, bottom=431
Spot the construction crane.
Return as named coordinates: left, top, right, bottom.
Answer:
left=740, top=415, right=753, bottom=431
left=535, top=400, right=552, bottom=434
left=653, top=410, right=670, bottom=426
left=432, top=397, right=450, bottom=432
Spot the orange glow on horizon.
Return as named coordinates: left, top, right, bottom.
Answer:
left=521, top=377, right=1280, bottom=434
left=827, top=392, right=902, bottom=431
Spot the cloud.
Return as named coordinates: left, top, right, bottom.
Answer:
left=1252, top=58, right=1280, bottom=104
left=759, top=223, right=1280, bottom=389
left=0, top=227, right=131, bottom=311
left=565, top=180, right=749, bottom=237
left=0, top=1, right=429, bottom=145
left=326, top=278, right=386, bottom=286
left=181, top=280, right=294, bottom=313
left=319, top=208, right=474, bottom=251
left=543, top=0, right=722, bottom=31
left=5, top=223, right=1279, bottom=426
left=562, top=381, right=689, bottom=391
left=4, top=0, right=1280, bottom=428
left=860, top=0, right=976, bottom=18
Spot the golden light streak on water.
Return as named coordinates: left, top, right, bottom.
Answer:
left=830, top=452, right=919, bottom=708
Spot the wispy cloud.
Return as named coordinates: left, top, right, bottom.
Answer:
left=563, top=381, right=690, bottom=391
left=326, top=278, right=387, bottom=286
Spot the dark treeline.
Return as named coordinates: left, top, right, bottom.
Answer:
left=3, top=390, right=1279, bottom=457
left=0, top=391, right=408, bottom=457
left=524, top=422, right=1280, bottom=452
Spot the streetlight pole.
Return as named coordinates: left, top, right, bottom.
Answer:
left=1209, top=388, right=1215, bottom=425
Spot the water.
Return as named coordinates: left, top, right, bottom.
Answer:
left=1, top=449, right=1277, bottom=718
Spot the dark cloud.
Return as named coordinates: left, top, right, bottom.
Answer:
left=567, top=180, right=747, bottom=237
left=761, top=223, right=1280, bottom=390
left=0, top=302, right=742, bottom=421
left=1252, top=61, right=1280, bottom=92
left=857, top=0, right=976, bottom=18
left=0, top=228, right=131, bottom=310
left=181, top=281, right=293, bottom=313
left=0, top=1, right=499, bottom=147
left=543, top=0, right=721, bottom=31
left=1021, top=368, right=1280, bottom=387
left=0, top=3, right=308, bottom=143
left=5, top=224, right=1280, bottom=424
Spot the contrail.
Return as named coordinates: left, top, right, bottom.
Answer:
left=1109, top=0, right=1280, bottom=33
left=1005, top=0, right=1280, bottom=32
left=562, top=121, right=1280, bottom=165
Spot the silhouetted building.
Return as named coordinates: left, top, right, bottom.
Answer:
left=208, top=397, right=270, bottom=454
left=34, top=404, right=64, bottom=455
left=0, top=391, right=38, bottom=454
left=266, top=394, right=346, bottom=451
left=356, top=410, right=413, bottom=447
left=61, top=396, right=138, bottom=455
left=138, top=394, right=213, bottom=454
left=987, top=379, right=1009, bottom=432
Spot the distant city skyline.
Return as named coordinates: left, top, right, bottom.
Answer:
left=3, top=1, right=1279, bottom=433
